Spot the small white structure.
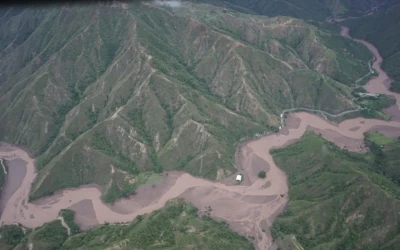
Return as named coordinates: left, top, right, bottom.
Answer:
left=236, top=174, right=242, bottom=182
left=357, top=92, right=379, bottom=98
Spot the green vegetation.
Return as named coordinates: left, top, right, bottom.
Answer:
left=258, top=171, right=266, bottom=179
left=0, top=225, right=24, bottom=246
left=62, top=199, right=254, bottom=250
left=356, top=94, right=396, bottom=119
left=365, top=131, right=400, bottom=185
left=199, top=0, right=330, bottom=21
left=344, top=2, right=400, bottom=92
left=0, top=159, right=7, bottom=192
left=0, top=2, right=372, bottom=201
left=201, top=0, right=395, bottom=20
left=29, top=220, right=69, bottom=250
left=144, top=172, right=163, bottom=185
left=0, top=3, right=398, bottom=249
left=271, top=132, right=400, bottom=249
left=351, top=86, right=367, bottom=96
left=365, top=131, right=396, bottom=146
left=0, top=200, right=254, bottom=250
left=390, top=81, right=400, bottom=93
left=60, top=209, right=80, bottom=235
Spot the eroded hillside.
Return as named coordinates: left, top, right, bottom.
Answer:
left=0, top=2, right=371, bottom=201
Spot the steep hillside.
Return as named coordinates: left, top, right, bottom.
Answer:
left=271, top=132, right=400, bottom=249
left=0, top=200, right=254, bottom=250
left=365, top=131, right=400, bottom=185
left=0, top=2, right=371, bottom=201
left=198, top=0, right=330, bottom=20
left=198, top=0, right=396, bottom=20
left=319, top=0, right=399, bottom=16
left=343, top=2, right=400, bottom=93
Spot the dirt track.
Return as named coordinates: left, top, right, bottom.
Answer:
left=1, top=25, right=400, bottom=250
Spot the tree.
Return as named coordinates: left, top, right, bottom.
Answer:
left=258, top=171, right=267, bottom=179
left=0, top=225, right=24, bottom=245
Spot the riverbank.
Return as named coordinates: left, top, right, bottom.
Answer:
left=2, top=112, right=400, bottom=249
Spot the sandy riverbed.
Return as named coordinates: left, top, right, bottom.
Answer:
left=0, top=25, right=399, bottom=250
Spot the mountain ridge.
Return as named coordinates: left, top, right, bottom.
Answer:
left=0, top=2, right=371, bottom=201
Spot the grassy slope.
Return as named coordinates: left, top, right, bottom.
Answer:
left=343, top=2, right=400, bottom=92
left=0, top=200, right=254, bottom=250
left=0, top=3, right=371, bottom=202
left=271, top=132, right=400, bottom=250
left=365, top=131, right=400, bottom=185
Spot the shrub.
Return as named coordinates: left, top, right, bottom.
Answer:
left=258, top=171, right=267, bottom=178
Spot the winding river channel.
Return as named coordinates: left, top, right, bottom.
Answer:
left=1, top=25, right=400, bottom=250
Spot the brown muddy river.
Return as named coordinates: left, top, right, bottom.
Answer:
left=1, top=25, right=400, bottom=250
left=0, top=159, right=27, bottom=216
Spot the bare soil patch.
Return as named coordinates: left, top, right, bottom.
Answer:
left=384, top=105, right=400, bottom=121
left=67, top=199, right=99, bottom=231
left=180, top=186, right=282, bottom=245
left=279, top=114, right=301, bottom=135
left=0, top=143, right=15, bottom=152
left=370, top=125, right=400, bottom=138
left=307, top=125, right=367, bottom=152
left=107, top=171, right=182, bottom=214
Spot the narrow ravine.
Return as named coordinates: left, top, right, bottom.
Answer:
left=0, top=158, right=7, bottom=175
left=57, top=216, right=71, bottom=236
left=0, top=23, right=399, bottom=250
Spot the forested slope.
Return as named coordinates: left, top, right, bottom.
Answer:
left=271, top=132, right=400, bottom=249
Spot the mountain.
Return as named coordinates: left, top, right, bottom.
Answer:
left=271, top=132, right=400, bottom=249
left=343, top=2, right=400, bottom=92
left=0, top=2, right=371, bottom=202
left=319, top=0, right=399, bottom=16
left=198, top=0, right=331, bottom=20
left=0, top=199, right=254, bottom=250
left=197, top=0, right=397, bottom=20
